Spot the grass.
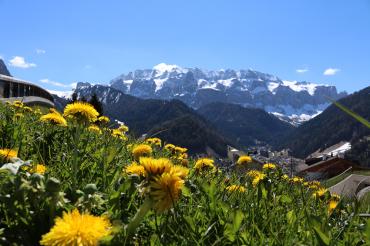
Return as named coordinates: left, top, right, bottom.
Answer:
left=0, top=101, right=369, bottom=245
left=323, top=169, right=370, bottom=188
left=359, top=192, right=370, bottom=213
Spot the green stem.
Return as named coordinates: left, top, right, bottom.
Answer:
left=72, top=124, right=81, bottom=196
left=125, top=198, right=153, bottom=235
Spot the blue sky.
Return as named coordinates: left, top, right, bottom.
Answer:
left=0, top=0, right=369, bottom=93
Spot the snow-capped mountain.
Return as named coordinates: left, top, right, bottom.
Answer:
left=109, top=63, right=346, bottom=125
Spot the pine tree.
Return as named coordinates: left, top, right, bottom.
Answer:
left=71, top=92, right=78, bottom=102
left=89, top=93, right=103, bottom=115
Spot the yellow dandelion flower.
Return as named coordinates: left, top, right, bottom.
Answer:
left=226, top=185, right=246, bottom=193
left=40, top=209, right=111, bottom=246
left=174, top=146, right=187, bottom=154
left=306, top=181, right=321, bottom=190
left=63, top=101, right=99, bottom=123
left=125, top=162, right=146, bottom=177
left=263, top=163, right=276, bottom=170
left=30, top=164, right=47, bottom=175
left=98, top=116, right=110, bottom=124
left=12, top=100, right=24, bottom=108
left=149, top=172, right=184, bottom=212
left=308, top=185, right=319, bottom=190
left=118, top=124, right=129, bottom=133
left=132, top=144, right=153, bottom=159
left=0, top=148, right=18, bottom=161
left=237, top=155, right=252, bottom=165
left=246, top=170, right=262, bottom=178
left=170, top=165, right=189, bottom=179
left=331, top=193, right=341, bottom=201
left=282, top=174, right=289, bottom=180
left=88, top=125, right=102, bottom=134
left=111, top=129, right=127, bottom=140
left=328, top=199, right=338, bottom=214
left=180, top=153, right=188, bottom=159
left=164, top=144, right=176, bottom=152
left=139, top=157, right=172, bottom=176
left=290, top=176, right=304, bottom=184
left=194, top=158, right=215, bottom=172
left=310, top=180, right=321, bottom=186
left=313, top=187, right=328, bottom=199
left=145, top=137, right=162, bottom=147
left=252, top=173, right=266, bottom=187
left=40, top=111, right=68, bottom=127
left=23, top=106, right=33, bottom=112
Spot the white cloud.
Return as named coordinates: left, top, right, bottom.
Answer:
left=40, top=79, right=72, bottom=88
left=36, top=49, right=46, bottom=54
left=70, top=82, right=77, bottom=88
left=296, top=68, right=309, bottom=73
left=323, top=68, right=340, bottom=76
left=9, top=56, right=36, bottom=68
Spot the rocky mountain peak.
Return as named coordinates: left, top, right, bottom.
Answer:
left=106, top=65, right=346, bottom=125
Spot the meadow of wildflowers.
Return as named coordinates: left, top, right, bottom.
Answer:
left=0, top=101, right=369, bottom=245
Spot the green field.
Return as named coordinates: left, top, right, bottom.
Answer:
left=0, top=101, right=369, bottom=245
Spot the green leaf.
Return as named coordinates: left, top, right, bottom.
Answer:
left=365, top=219, right=370, bottom=243
left=181, top=186, right=191, bottom=197
left=329, top=99, right=370, bottom=128
left=281, top=195, right=293, bottom=204
left=286, top=210, right=296, bottom=224
left=261, top=185, right=268, bottom=199
left=224, top=210, right=244, bottom=242
left=184, top=215, right=196, bottom=232
left=309, top=216, right=330, bottom=246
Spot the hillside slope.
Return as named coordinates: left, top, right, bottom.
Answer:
left=277, top=86, right=370, bottom=159
left=197, top=102, right=294, bottom=147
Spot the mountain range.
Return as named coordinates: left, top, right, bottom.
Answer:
left=109, top=63, right=347, bottom=125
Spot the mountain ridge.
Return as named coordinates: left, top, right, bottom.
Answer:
left=109, top=63, right=346, bottom=125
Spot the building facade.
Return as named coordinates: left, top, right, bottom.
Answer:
left=0, top=74, right=54, bottom=107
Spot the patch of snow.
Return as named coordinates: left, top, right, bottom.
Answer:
left=153, top=63, right=187, bottom=77
left=282, top=80, right=327, bottom=96
left=218, top=78, right=235, bottom=87
left=153, top=78, right=168, bottom=91
left=123, top=79, right=133, bottom=91
left=48, top=90, right=73, bottom=99
left=265, top=103, right=329, bottom=125
left=267, top=82, right=280, bottom=94
left=200, top=83, right=220, bottom=91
